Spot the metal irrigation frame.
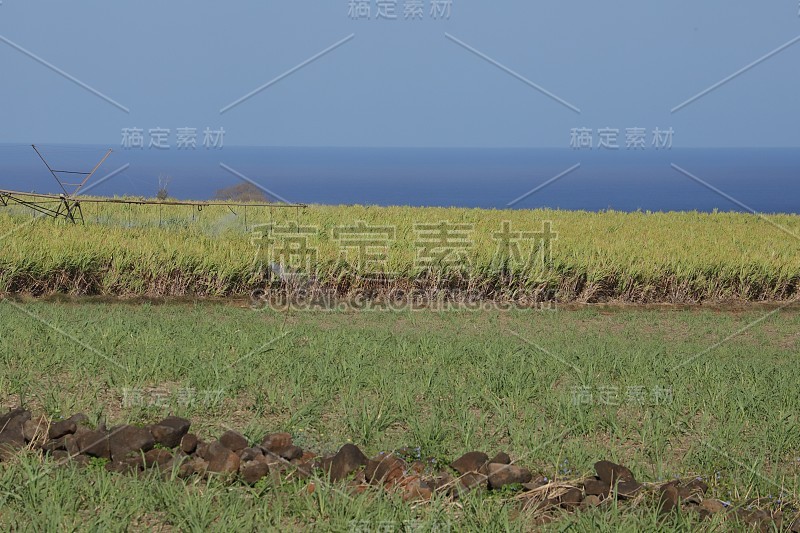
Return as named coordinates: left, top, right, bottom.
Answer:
left=0, top=145, right=307, bottom=225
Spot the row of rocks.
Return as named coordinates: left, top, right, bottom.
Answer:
left=524, top=461, right=798, bottom=531
left=0, top=409, right=533, bottom=498
left=1, top=408, right=798, bottom=530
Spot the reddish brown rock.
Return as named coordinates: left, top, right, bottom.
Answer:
left=659, top=485, right=680, bottom=515
left=678, top=478, right=708, bottom=503
left=698, top=498, right=724, bottom=517
left=686, top=478, right=708, bottom=494
left=365, top=455, right=406, bottom=485
left=176, top=456, right=208, bottom=478
left=583, top=478, right=611, bottom=497
left=149, top=417, right=190, bottom=448
left=560, top=487, right=583, bottom=509
left=240, top=461, right=270, bottom=485
left=239, top=447, right=263, bottom=462
left=490, top=452, right=511, bottom=465
left=328, top=444, right=367, bottom=482
left=219, top=430, right=248, bottom=453
left=450, top=451, right=489, bottom=475
left=49, top=419, right=78, bottom=440
left=204, top=441, right=240, bottom=475
left=188, top=457, right=209, bottom=477
left=261, top=432, right=292, bottom=452
left=300, top=451, right=316, bottom=462
left=594, top=460, right=636, bottom=484
left=617, top=480, right=643, bottom=498
left=589, top=461, right=642, bottom=499
left=109, top=425, right=155, bottom=462
left=50, top=450, right=70, bottom=462
left=276, top=445, right=303, bottom=461
left=105, top=457, right=143, bottom=474
left=144, top=448, right=174, bottom=469
left=365, top=455, right=400, bottom=480
left=457, top=472, right=488, bottom=495
left=733, top=509, right=773, bottom=530
left=430, top=471, right=455, bottom=492
left=291, top=460, right=314, bottom=480
left=23, top=418, right=46, bottom=443
left=43, top=436, right=69, bottom=453
left=409, top=460, right=426, bottom=475
left=0, top=409, right=30, bottom=450
left=486, top=463, right=532, bottom=490
left=180, top=433, right=198, bottom=455
left=581, top=494, right=601, bottom=509
left=64, top=434, right=80, bottom=456
left=76, top=430, right=111, bottom=459
left=522, top=476, right=550, bottom=491
left=402, top=477, right=433, bottom=501
left=178, top=461, right=196, bottom=479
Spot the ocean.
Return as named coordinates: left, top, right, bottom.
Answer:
left=0, top=145, right=798, bottom=213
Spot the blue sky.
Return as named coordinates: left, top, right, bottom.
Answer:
left=1, top=1, right=798, bottom=147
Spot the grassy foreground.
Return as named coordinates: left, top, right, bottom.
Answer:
left=2, top=201, right=800, bottom=301
left=1, top=300, right=799, bottom=530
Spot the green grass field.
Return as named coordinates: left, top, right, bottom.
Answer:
left=2, top=300, right=799, bottom=530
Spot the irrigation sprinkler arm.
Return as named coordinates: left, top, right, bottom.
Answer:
left=73, top=149, right=112, bottom=196
left=32, top=144, right=69, bottom=196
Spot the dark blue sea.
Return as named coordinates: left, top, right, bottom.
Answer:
left=0, top=144, right=798, bottom=213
